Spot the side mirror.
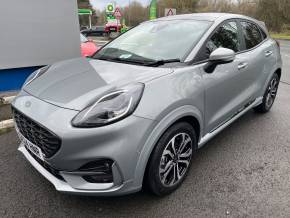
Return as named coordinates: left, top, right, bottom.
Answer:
left=209, top=48, right=235, bottom=62
left=204, top=48, right=235, bottom=73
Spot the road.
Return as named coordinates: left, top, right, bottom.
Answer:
left=1, top=41, right=290, bottom=218
left=280, top=40, right=290, bottom=84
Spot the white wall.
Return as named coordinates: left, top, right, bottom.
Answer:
left=0, top=0, right=81, bottom=70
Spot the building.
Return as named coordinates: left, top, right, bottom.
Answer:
left=0, top=0, right=81, bottom=91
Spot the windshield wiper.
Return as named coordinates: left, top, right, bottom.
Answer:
left=96, top=56, right=152, bottom=66
left=146, top=59, right=181, bottom=67
left=96, top=56, right=181, bottom=67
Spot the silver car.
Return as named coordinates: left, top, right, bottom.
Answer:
left=12, top=13, right=282, bottom=196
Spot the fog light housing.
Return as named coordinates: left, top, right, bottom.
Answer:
left=83, top=174, right=113, bottom=183
left=79, top=159, right=114, bottom=183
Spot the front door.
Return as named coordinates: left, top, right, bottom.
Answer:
left=197, top=20, right=254, bottom=133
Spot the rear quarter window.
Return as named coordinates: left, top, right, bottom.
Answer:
left=261, top=29, right=268, bottom=39
left=240, top=21, right=263, bottom=49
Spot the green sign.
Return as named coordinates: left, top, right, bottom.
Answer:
left=106, top=3, right=115, bottom=14
left=107, top=14, right=116, bottom=21
left=149, top=0, right=157, bottom=20
left=78, top=9, right=92, bottom=15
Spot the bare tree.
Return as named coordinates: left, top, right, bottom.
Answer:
left=122, top=1, right=148, bottom=26
left=77, top=0, right=290, bottom=32
left=197, top=0, right=290, bottom=32
left=158, top=0, right=199, bottom=16
left=257, top=0, right=290, bottom=32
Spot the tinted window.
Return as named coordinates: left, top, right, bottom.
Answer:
left=261, top=29, right=267, bottom=39
left=241, top=21, right=263, bottom=49
left=199, top=21, right=240, bottom=61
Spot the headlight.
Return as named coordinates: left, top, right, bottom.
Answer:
left=22, top=65, right=50, bottom=88
left=72, top=83, right=144, bottom=128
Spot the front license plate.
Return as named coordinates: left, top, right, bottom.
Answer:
left=16, top=126, right=45, bottom=161
left=23, top=138, right=45, bottom=161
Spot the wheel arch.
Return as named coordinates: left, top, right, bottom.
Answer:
left=261, top=68, right=282, bottom=96
left=174, top=116, right=201, bottom=145
left=132, top=105, right=203, bottom=189
left=275, top=68, right=282, bottom=79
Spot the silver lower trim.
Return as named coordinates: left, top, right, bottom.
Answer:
left=18, top=144, right=126, bottom=195
left=198, top=97, right=263, bottom=148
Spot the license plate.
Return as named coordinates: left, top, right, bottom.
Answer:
left=23, top=139, right=45, bottom=161
left=16, top=125, right=45, bottom=161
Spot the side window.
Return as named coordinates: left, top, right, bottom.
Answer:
left=260, top=29, right=267, bottom=40
left=200, top=21, right=240, bottom=61
left=240, top=21, right=263, bottom=49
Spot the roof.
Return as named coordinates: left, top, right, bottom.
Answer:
left=144, top=13, right=268, bottom=33
left=154, top=13, right=255, bottom=22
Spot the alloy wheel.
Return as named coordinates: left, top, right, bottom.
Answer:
left=159, top=133, right=193, bottom=187
left=265, top=77, right=279, bottom=109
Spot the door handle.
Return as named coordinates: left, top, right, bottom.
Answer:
left=265, top=50, right=273, bottom=57
left=238, top=63, right=248, bottom=70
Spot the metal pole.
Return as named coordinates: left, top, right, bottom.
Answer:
left=128, top=0, right=131, bottom=26
left=89, top=15, right=92, bottom=29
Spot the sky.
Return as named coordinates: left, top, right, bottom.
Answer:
left=90, top=0, right=149, bottom=10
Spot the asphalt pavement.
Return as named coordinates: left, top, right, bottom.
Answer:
left=280, top=40, right=290, bottom=84
left=1, top=41, right=290, bottom=218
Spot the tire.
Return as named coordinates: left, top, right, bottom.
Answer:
left=254, top=72, right=280, bottom=113
left=146, top=122, right=197, bottom=196
left=109, top=32, right=120, bottom=39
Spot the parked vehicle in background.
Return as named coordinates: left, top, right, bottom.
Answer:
left=80, top=33, right=99, bottom=57
left=80, top=26, right=89, bottom=31
left=12, top=13, right=282, bottom=197
left=81, top=26, right=107, bottom=37
left=105, top=20, right=122, bottom=38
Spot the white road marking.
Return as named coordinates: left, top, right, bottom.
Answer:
left=0, top=119, right=14, bottom=130
left=0, top=96, right=15, bottom=105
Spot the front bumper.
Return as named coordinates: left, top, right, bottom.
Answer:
left=18, top=144, right=134, bottom=195
left=13, top=91, right=155, bottom=196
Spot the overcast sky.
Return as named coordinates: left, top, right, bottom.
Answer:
left=90, top=0, right=149, bottom=10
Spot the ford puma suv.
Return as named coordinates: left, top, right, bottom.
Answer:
left=12, top=13, right=282, bottom=196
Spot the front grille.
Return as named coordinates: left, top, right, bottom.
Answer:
left=12, top=107, right=61, bottom=158
left=26, top=148, right=65, bottom=181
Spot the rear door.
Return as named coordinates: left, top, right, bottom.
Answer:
left=196, top=20, right=255, bottom=133
left=237, top=20, right=274, bottom=99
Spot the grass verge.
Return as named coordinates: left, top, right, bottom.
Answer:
left=0, top=127, right=14, bottom=135
left=270, top=33, right=290, bottom=40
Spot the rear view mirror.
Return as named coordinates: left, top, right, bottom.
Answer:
left=204, top=48, right=235, bottom=73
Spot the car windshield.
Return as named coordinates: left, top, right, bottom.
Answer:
left=93, top=20, right=212, bottom=65
left=80, top=34, right=88, bottom=43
